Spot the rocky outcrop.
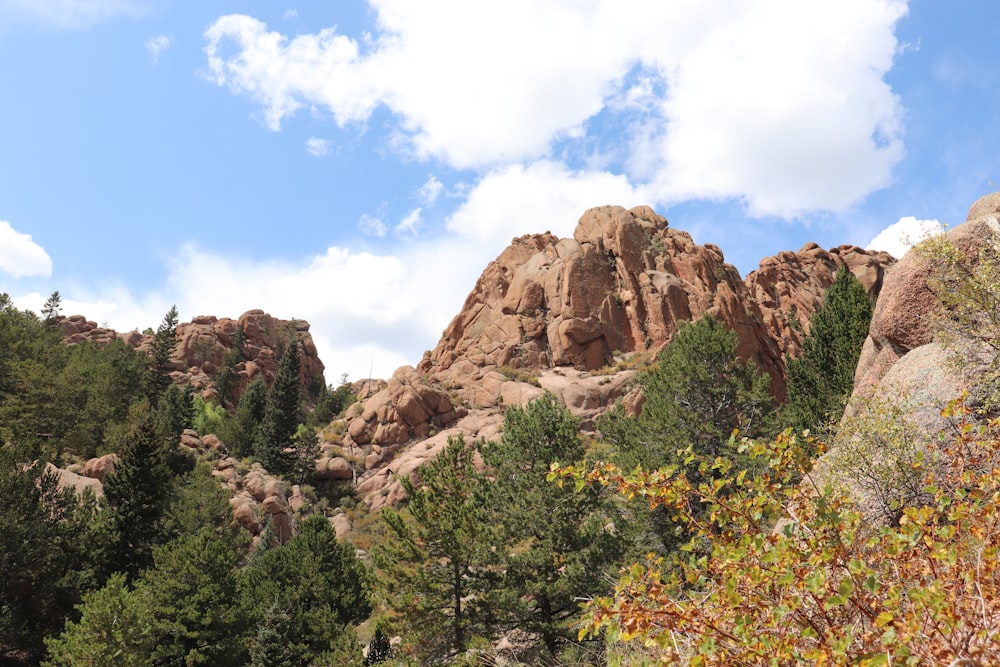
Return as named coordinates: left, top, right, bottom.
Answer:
left=745, top=243, right=893, bottom=361
left=58, top=309, right=325, bottom=404
left=851, top=193, right=1000, bottom=406
left=420, top=205, right=892, bottom=399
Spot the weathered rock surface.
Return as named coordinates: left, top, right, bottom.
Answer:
left=745, top=243, right=893, bottom=361
left=57, top=309, right=325, bottom=404
left=852, top=195, right=1000, bottom=405
left=420, top=205, right=892, bottom=400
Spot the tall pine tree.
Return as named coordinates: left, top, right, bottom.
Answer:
left=253, top=334, right=300, bottom=475
left=783, top=267, right=873, bottom=433
left=373, top=435, right=493, bottom=662
left=99, top=402, right=173, bottom=581
left=145, top=305, right=179, bottom=403
left=481, top=393, right=627, bottom=656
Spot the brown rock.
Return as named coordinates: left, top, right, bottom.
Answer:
left=314, top=456, right=354, bottom=480
left=82, top=453, right=118, bottom=482
left=421, top=204, right=893, bottom=399
left=852, top=199, right=1000, bottom=402
left=57, top=309, right=326, bottom=408
left=48, top=463, right=104, bottom=497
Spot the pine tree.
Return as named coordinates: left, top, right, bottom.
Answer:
left=291, top=427, right=321, bottom=485
left=99, top=403, right=173, bottom=580
left=480, top=394, right=627, bottom=656
left=599, top=313, right=774, bottom=472
left=41, top=290, right=62, bottom=322
left=253, top=335, right=301, bottom=475
left=597, top=314, right=775, bottom=553
left=0, top=443, right=94, bottom=664
left=215, top=325, right=246, bottom=408
left=145, top=305, right=179, bottom=402
left=373, top=435, right=493, bottom=662
left=243, top=515, right=371, bottom=664
left=227, top=376, right=267, bottom=459
left=783, top=267, right=874, bottom=433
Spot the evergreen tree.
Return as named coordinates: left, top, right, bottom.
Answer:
left=243, top=515, right=371, bottom=665
left=141, top=528, right=247, bottom=666
left=0, top=443, right=95, bottom=664
left=47, top=529, right=248, bottom=667
left=783, top=267, right=874, bottom=433
left=364, top=627, right=393, bottom=665
left=99, top=403, right=173, bottom=580
left=253, top=335, right=301, bottom=474
left=43, top=573, right=154, bottom=667
left=599, top=313, right=774, bottom=472
left=597, top=314, right=774, bottom=553
left=41, top=290, right=62, bottom=322
left=291, top=427, right=321, bottom=485
left=226, top=375, right=267, bottom=459
left=481, top=394, right=627, bottom=656
left=215, top=325, right=246, bottom=408
left=154, top=382, right=194, bottom=446
left=144, top=304, right=179, bottom=402
left=373, top=435, right=493, bottom=662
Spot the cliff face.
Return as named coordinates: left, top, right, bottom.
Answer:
left=419, top=204, right=892, bottom=399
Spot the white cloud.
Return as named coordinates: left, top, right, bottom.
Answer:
left=203, top=14, right=380, bottom=131
left=283, top=9, right=298, bottom=21
left=358, top=213, right=387, bottom=237
left=204, top=0, right=907, bottom=217
left=866, top=216, right=946, bottom=259
left=394, top=208, right=422, bottom=236
left=305, top=137, right=330, bottom=156
left=416, top=175, right=442, bottom=206
left=447, top=161, right=647, bottom=244
left=0, top=221, right=53, bottom=278
left=145, top=34, right=173, bottom=64
left=0, top=0, right=148, bottom=29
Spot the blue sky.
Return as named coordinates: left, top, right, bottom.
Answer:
left=1, top=0, right=998, bottom=382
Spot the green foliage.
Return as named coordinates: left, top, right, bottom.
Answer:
left=225, top=375, right=267, bottom=459
left=364, top=627, right=393, bottom=665
left=556, top=401, right=1000, bottom=666
left=253, top=335, right=301, bottom=475
left=99, top=403, right=174, bottom=580
left=192, top=393, right=229, bottom=436
left=497, top=364, right=541, bottom=387
left=0, top=443, right=95, bottom=664
left=140, top=528, right=247, bottom=665
left=827, top=396, right=932, bottom=526
left=374, top=435, right=493, bottom=662
left=43, top=573, right=154, bottom=667
left=783, top=267, right=874, bottom=434
left=290, top=427, right=321, bottom=485
left=154, top=382, right=194, bottom=446
left=243, top=514, right=372, bottom=665
left=598, top=314, right=774, bottom=553
left=164, top=463, right=245, bottom=548
left=215, top=324, right=246, bottom=408
left=918, top=230, right=1000, bottom=408
left=480, top=393, right=627, bottom=655
left=309, top=374, right=356, bottom=427
left=41, top=290, right=62, bottom=322
left=47, top=528, right=248, bottom=667
left=144, top=304, right=179, bottom=402
left=599, top=314, right=774, bottom=474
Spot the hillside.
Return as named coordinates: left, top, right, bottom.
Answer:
left=10, top=196, right=1000, bottom=665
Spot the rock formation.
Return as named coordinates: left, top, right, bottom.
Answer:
left=420, top=205, right=892, bottom=399
left=340, top=205, right=892, bottom=508
left=58, top=309, right=325, bottom=403
left=850, top=192, right=1000, bottom=412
